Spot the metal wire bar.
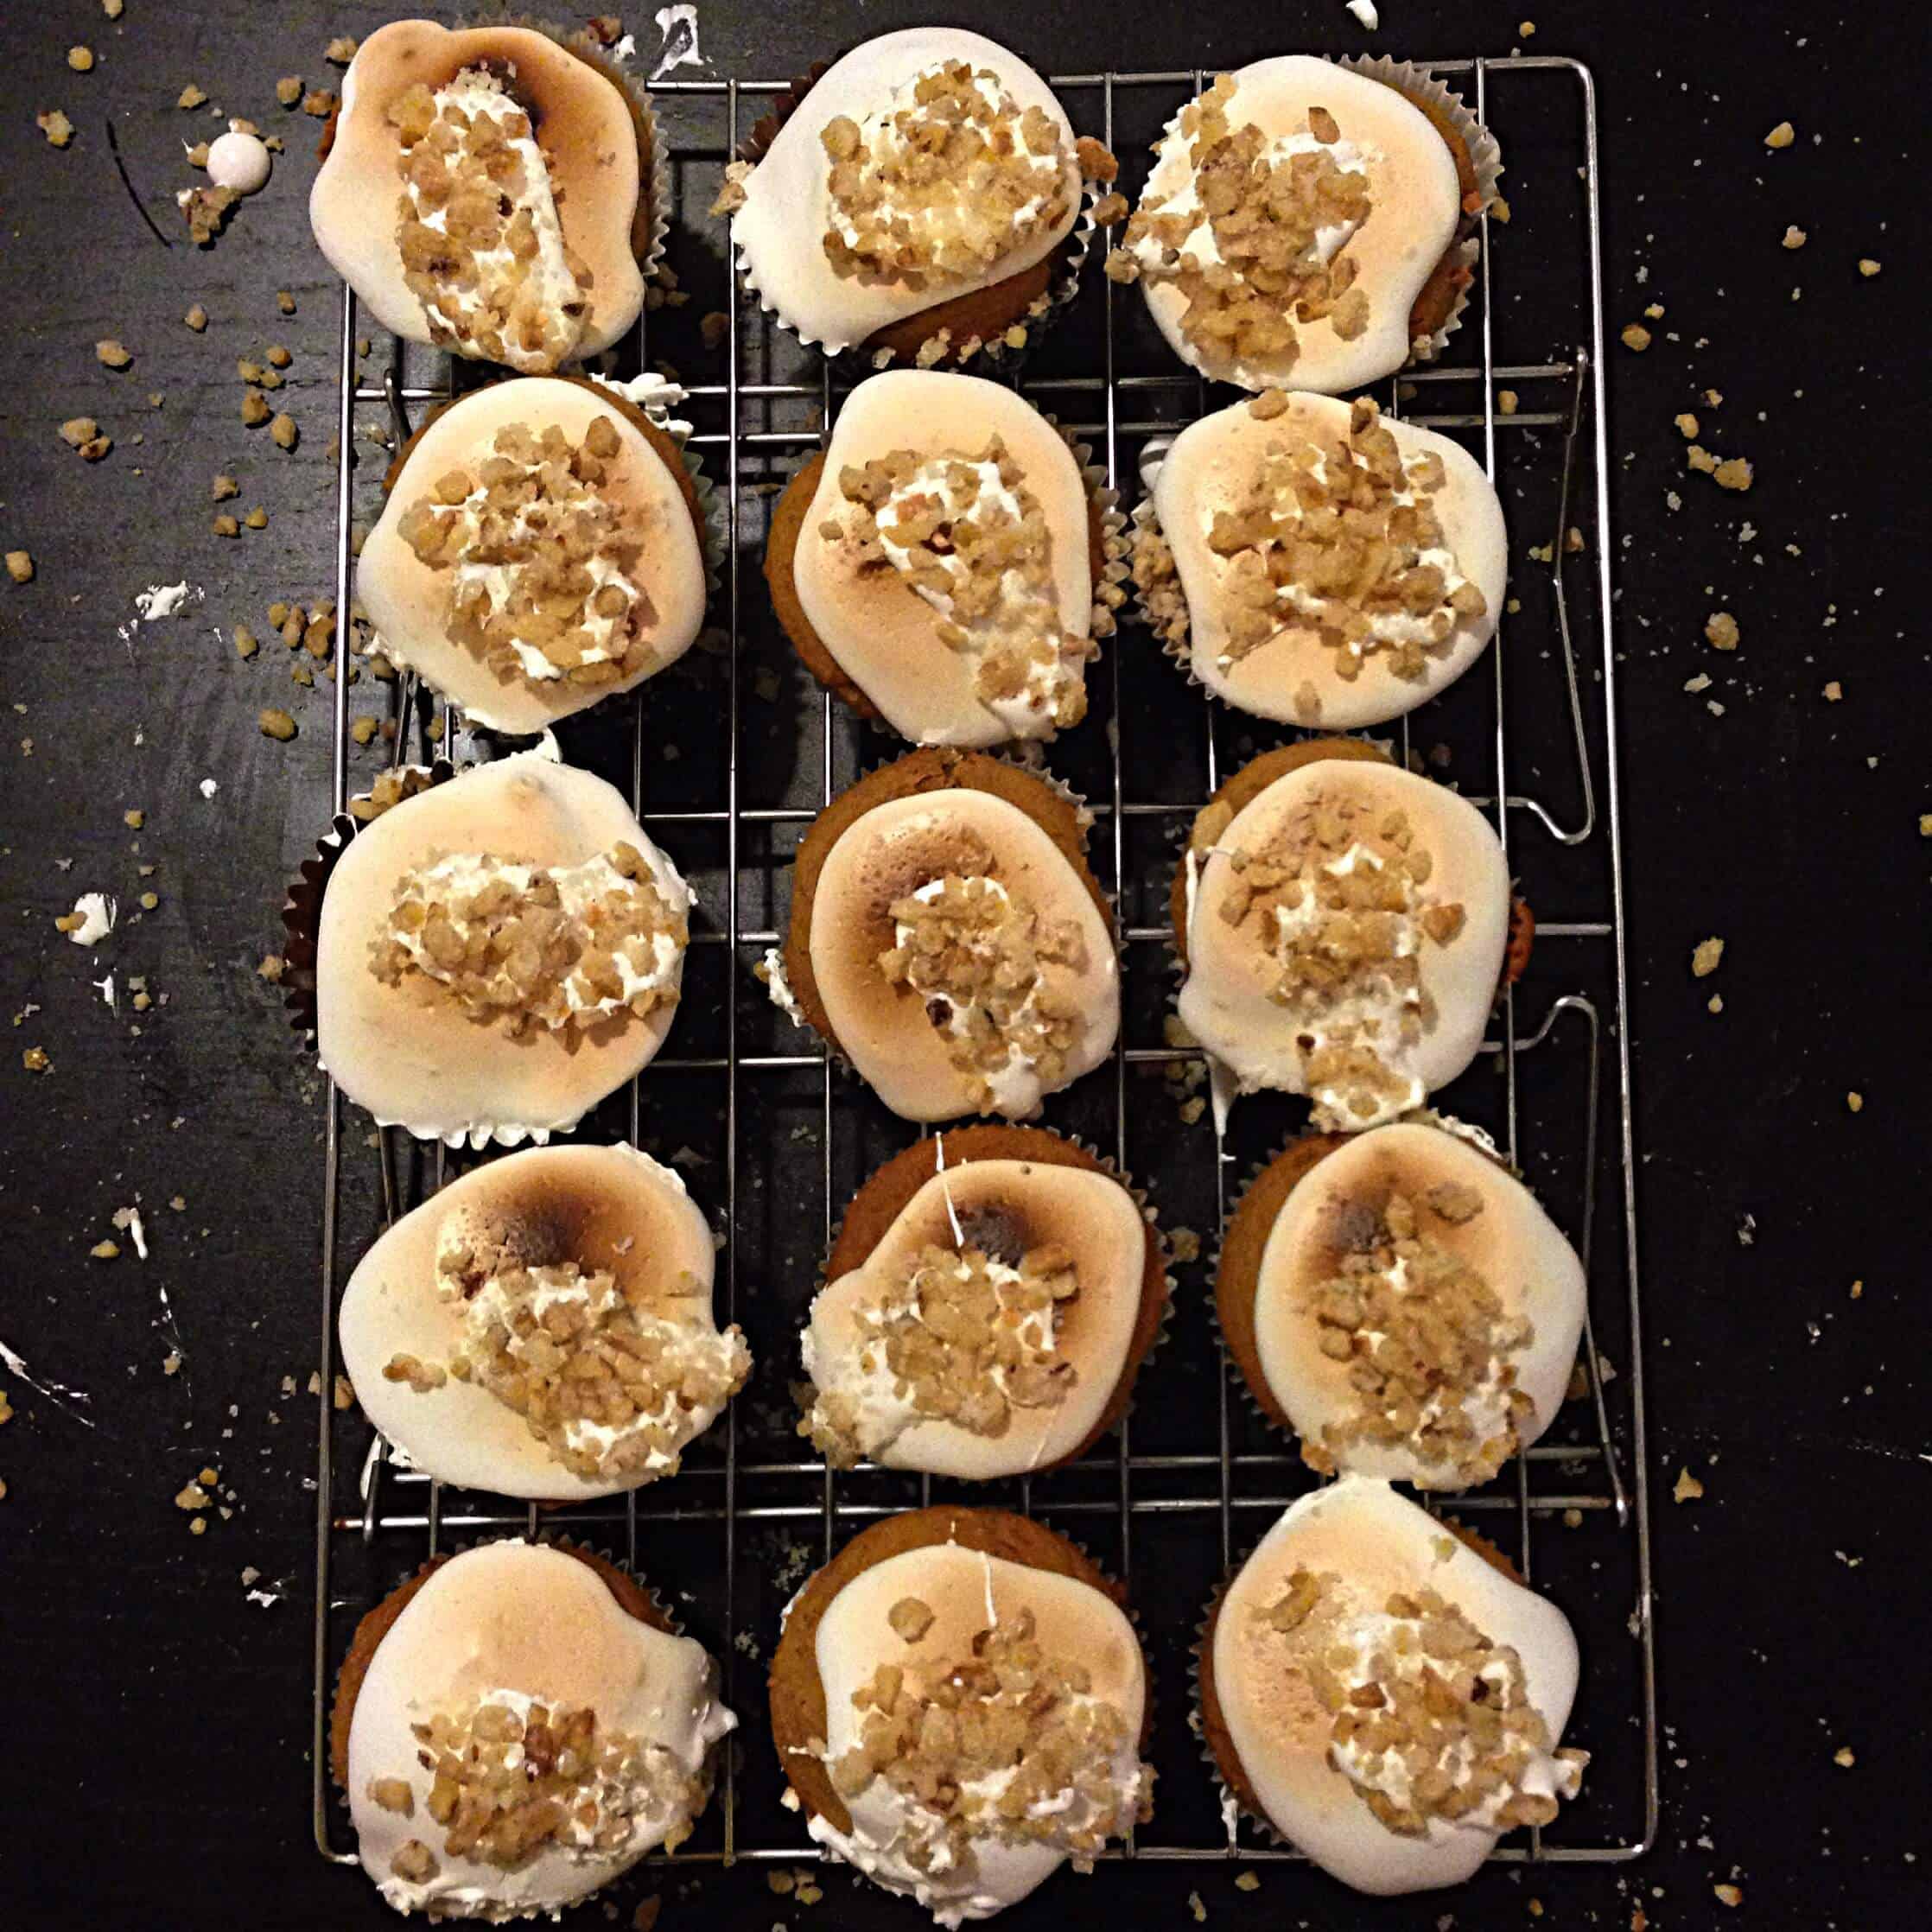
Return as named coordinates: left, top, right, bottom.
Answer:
left=311, top=52, right=1656, bottom=1883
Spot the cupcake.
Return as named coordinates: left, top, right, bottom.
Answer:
left=1172, top=740, right=1517, bottom=1132
left=719, top=28, right=1117, bottom=368
left=1132, top=391, right=1506, bottom=728
left=315, top=746, right=690, bottom=1147
left=765, top=749, right=1119, bottom=1122
left=798, top=1126, right=1168, bottom=1478
left=340, top=1144, right=748, bottom=1500
left=332, top=1540, right=734, bottom=1919
left=359, top=376, right=713, bottom=736
left=1199, top=1477, right=1587, bottom=1893
left=312, top=20, right=657, bottom=372
left=765, top=371, right=1126, bottom=747
left=769, top=1508, right=1153, bottom=1923
left=1106, top=56, right=1497, bottom=393
left=1215, top=1119, right=1585, bottom=1488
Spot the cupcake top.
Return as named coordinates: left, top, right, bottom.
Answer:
left=340, top=1144, right=747, bottom=1500
left=315, top=748, right=690, bottom=1147
left=1208, top=1478, right=1586, bottom=1894
left=783, top=371, right=1104, bottom=747
left=1137, top=392, right=1506, bottom=728
left=1223, top=1120, right=1586, bottom=1488
left=1174, top=746, right=1509, bottom=1131
left=312, top=21, right=648, bottom=371
left=772, top=754, right=1119, bottom=1122
left=801, top=1129, right=1161, bottom=1478
left=342, top=1541, right=734, bottom=1920
left=725, top=29, right=1093, bottom=356
left=1108, top=58, right=1465, bottom=392
left=790, top=1516, right=1149, bottom=1924
left=359, top=377, right=709, bottom=735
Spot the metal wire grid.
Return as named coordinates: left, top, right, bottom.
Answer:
left=311, top=54, right=1658, bottom=1885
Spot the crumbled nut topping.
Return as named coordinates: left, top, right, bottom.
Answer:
left=1253, top=1568, right=1587, bottom=1836
left=6, top=551, right=34, bottom=585
left=180, top=184, right=240, bottom=246
left=389, top=68, right=588, bottom=372
left=383, top=1248, right=747, bottom=1481
left=888, top=1596, right=936, bottom=1643
left=1211, top=789, right=1461, bottom=1128
left=38, top=110, right=75, bottom=148
left=1109, top=83, right=1372, bottom=375
left=819, top=63, right=1073, bottom=290
left=1704, top=611, right=1739, bottom=651
left=397, top=416, right=658, bottom=691
left=394, top=1693, right=708, bottom=1875
left=824, top=438, right=1093, bottom=732
left=877, top=871, right=1085, bottom=1113
left=829, top=1608, right=1148, bottom=1878
left=1203, top=397, right=1486, bottom=686
left=371, top=842, right=686, bottom=1037
left=802, top=1238, right=1077, bottom=1466
left=1300, top=1185, right=1533, bottom=1484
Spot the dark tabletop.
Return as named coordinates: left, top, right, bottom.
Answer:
left=0, top=3, right=1923, bottom=1929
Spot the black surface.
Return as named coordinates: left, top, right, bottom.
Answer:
left=0, top=4, right=1923, bottom=1930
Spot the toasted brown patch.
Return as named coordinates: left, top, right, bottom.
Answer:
left=328, top=1543, right=672, bottom=1791
left=825, top=1125, right=1169, bottom=1471
left=768, top=1506, right=1132, bottom=1838
left=765, top=448, right=1110, bottom=728
left=782, top=750, right=1109, bottom=1060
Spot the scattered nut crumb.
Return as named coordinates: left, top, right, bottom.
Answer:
left=1619, top=323, right=1651, bottom=352
left=37, top=109, right=75, bottom=147
left=326, top=35, right=359, bottom=64
left=1764, top=122, right=1795, bottom=149
left=270, top=412, right=298, bottom=451
left=22, top=1046, right=51, bottom=1073
left=257, top=708, right=296, bottom=741
left=1497, top=389, right=1518, bottom=415
left=1714, top=1884, right=1744, bottom=1908
left=1858, top=257, right=1881, bottom=277
left=266, top=344, right=292, bottom=369
left=1673, top=1467, right=1705, bottom=1503
left=5, top=551, right=34, bottom=585
left=1691, top=937, right=1725, bottom=978
left=241, top=391, right=270, bottom=428
left=67, top=47, right=96, bottom=73
left=277, top=290, right=297, bottom=315
left=1674, top=412, right=1699, bottom=438
left=184, top=304, right=208, bottom=332
left=1704, top=612, right=1739, bottom=651
left=1822, top=680, right=1842, bottom=702
left=95, top=339, right=132, bottom=369
left=1846, top=1091, right=1863, bottom=1113
left=177, top=84, right=207, bottom=111
left=91, top=1239, right=121, bottom=1262
left=124, top=809, right=143, bottom=829
left=1781, top=225, right=1806, bottom=250
left=1833, top=1745, right=1855, bottom=1768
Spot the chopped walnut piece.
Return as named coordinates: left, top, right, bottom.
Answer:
left=888, top=1597, right=936, bottom=1643
left=59, top=416, right=112, bottom=461
left=1781, top=225, right=1807, bottom=250
left=1857, top=257, right=1882, bottom=277
left=5, top=552, right=33, bottom=585
left=257, top=708, right=296, bottom=740
left=391, top=1840, right=438, bottom=1884
left=184, top=304, right=208, bottom=332
left=212, top=474, right=238, bottom=502
left=22, top=1047, right=51, bottom=1073
left=177, top=85, right=207, bottom=111
left=326, top=36, right=359, bottom=65
left=1674, top=412, right=1699, bottom=438
left=1714, top=1884, right=1744, bottom=1908
left=38, top=110, right=75, bottom=147
left=276, top=76, right=302, bottom=108
left=368, top=1777, right=413, bottom=1816
left=180, top=184, right=240, bottom=246
left=302, top=90, right=337, bottom=119
left=1704, top=612, right=1739, bottom=651
left=1690, top=937, right=1725, bottom=977
left=1822, top=679, right=1842, bottom=702
left=1764, top=121, right=1795, bottom=148
left=382, top=1352, right=448, bottom=1394
left=1713, top=457, right=1753, bottom=492
left=67, top=47, right=96, bottom=73
left=270, top=412, right=298, bottom=451
left=95, top=339, right=132, bottom=369
left=1619, top=322, right=1651, bottom=352
left=241, top=391, right=270, bottom=428
left=1673, top=1466, right=1705, bottom=1503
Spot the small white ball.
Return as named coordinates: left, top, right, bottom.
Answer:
left=207, top=130, right=271, bottom=196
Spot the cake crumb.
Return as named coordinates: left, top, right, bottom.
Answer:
left=1673, top=1467, right=1705, bottom=1503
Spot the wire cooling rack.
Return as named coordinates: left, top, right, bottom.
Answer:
left=310, top=54, right=1659, bottom=1895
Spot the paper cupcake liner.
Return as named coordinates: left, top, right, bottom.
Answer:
left=588, top=372, right=728, bottom=597
left=729, top=57, right=1104, bottom=374
left=1339, top=54, right=1505, bottom=366
left=510, top=15, right=671, bottom=283
left=1189, top=1582, right=1296, bottom=1852
left=801, top=1128, right=1179, bottom=1480
left=279, top=761, right=454, bottom=1045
